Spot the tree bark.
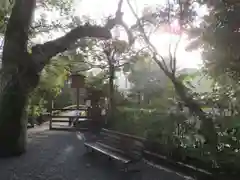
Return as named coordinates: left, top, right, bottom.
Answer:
left=0, top=73, right=29, bottom=156
left=0, top=44, right=40, bottom=157
left=0, top=0, right=37, bottom=157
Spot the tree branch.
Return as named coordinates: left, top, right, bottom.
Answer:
left=127, top=0, right=218, bottom=148
left=2, top=0, right=36, bottom=66
left=31, top=0, right=129, bottom=72
left=32, top=25, right=112, bottom=61
left=126, top=0, right=169, bottom=71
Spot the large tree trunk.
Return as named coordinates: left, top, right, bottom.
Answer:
left=0, top=68, right=40, bottom=157
left=0, top=73, right=29, bottom=156
left=0, top=0, right=37, bottom=157
left=0, top=50, right=40, bottom=157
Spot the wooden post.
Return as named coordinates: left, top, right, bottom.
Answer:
left=77, top=88, right=80, bottom=110
left=137, top=91, right=141, bottom=105
left=76, top=88, right=80, bottom=124
left=49, top=100, right=54, bottom=130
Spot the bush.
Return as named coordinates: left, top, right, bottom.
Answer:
left=111, top=107, right=166, bottom=136
left=109, top=106, right=240, bottom=174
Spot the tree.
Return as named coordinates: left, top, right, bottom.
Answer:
left=186, top=1, right=240, bottom=114
left=0, top=0, right=130, bottom=156
left=27, top=55, right=71, bottom=117
left=127, top=55, right=169, bottom=105
left=75, top=36, right=136, bottom=121
left=126, top=0, right=218, bottom=151
left=186, top=1, right=240, bottom=82
left=103, top=40, right=130, bottom=121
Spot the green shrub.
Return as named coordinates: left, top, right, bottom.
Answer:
left=109, top=106, right=240, bottom=173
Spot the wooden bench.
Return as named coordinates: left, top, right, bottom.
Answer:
left=84, top=129, right=145, bottom=171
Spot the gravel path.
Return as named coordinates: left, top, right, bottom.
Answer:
left=0, top=124, right=191, bottom=180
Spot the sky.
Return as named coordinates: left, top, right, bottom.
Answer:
left=74, top=0, right=203, bottom=69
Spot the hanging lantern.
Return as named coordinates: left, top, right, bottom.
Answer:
left=70, top=74, right=85, bottom=88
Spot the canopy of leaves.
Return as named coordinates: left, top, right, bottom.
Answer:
left=187, top=1, right=240, bottom=83
left=27, top=55, right=71, bottom=116
left=128, top=56, right=168, bottom=92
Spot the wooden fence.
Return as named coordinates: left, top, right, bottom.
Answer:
left=49, top=105, right=89, bottom=130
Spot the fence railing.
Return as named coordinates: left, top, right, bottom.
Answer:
left=49, top=105, right=89, bottom=130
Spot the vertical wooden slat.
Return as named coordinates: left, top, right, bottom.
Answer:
left=76, top=88, right=80, bottom=123
left=49, top=100, right=54, bottom=130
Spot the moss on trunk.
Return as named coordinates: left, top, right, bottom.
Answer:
left=0, top=74, right=28, bottom=157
